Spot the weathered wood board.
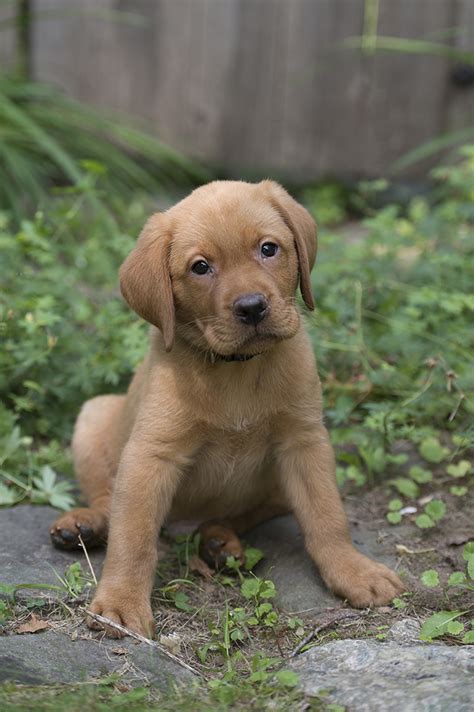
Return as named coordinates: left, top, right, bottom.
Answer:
left=29, top=0, right=474, bottom=179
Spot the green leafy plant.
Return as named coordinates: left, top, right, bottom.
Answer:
left=0, top=581, right=62, bottom=603
left=303, top=183, right=348, bottom=226
left=415, top=499, right=446, bottom=529
left=160, top=580, right=195, bottom=613
left=197, top=549, right=292, bottom=668
left=408, top=465, right=433, bottom=484
left=30, top=465, right=75, bottom=510
left=244, top=547, right=264, bottom=570
left=311, top=148, right=474, bottom=508
left=0, top=425, right=75, bottom=509
left=420, top=610, right=469, bottom=642
left=419, top=436, right=450, bottom=464
left=171, top=532, right=202, bottom=578
left=0, top=75, right=207, bottom=222
left=446, top=460, right=472, bottom=478
left=53, top=562, right=92, bottom=598
left=420, top=542, right=474, bottom=643
left=0, top=166, right=152, bottom=501
left=392, top=595, right=409, bottom=610
left=240, top=576, right=278, bottom=628
left=386, top=498, right=403, bottom=524
left=205, top=652, right=305, bottom=708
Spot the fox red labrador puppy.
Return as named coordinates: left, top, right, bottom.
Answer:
left=51, top=180, right=404, bottom=637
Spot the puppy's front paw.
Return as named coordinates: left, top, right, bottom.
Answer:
left=86, top=589, right=155, bottom=639
left=321, top=547, right=405, bottom=608
left=50, top=508, right=107, bottom=550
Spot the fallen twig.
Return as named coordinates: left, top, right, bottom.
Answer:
left=85, top=610, right=203, bottom=678
left=78, top=534, right=98, bottom=585
left=289, top=610, right=361, bottom=658
left=395, top=544, right=436, bottom=556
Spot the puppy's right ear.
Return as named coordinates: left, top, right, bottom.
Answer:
left=119, top=213, right=175, bottom=351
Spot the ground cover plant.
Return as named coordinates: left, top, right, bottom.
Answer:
left=1, top=147, right=473, bottom=708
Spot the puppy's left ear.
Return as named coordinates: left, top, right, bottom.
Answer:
left=261, top=180, right=317, bottom=310
left=119, top=213, right=175, bottom=351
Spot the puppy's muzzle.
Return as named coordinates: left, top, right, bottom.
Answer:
left=233, top=293, right=268, bottom=326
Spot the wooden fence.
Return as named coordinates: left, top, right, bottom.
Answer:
left=3, top=0, right=474, bottom=179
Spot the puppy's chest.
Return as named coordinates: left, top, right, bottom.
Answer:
left=173, top=424, right=273, bottom=519
left=197, top=372, right=285, bottom=433
left=193, top=422, right=272, bottom=482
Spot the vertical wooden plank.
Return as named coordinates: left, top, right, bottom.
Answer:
left=31, top=0, right=158, bottom=122
left=275, top=0, right=367, bottom=178
left=214, top=0, right=291, bottom=170
left=146, top=0, right=241, bottom=159
left=30, top=0, right=241, bottom=161
left=367, top=0, right=454, bottom=174
left=214, top=0, right=453, bottom=178
left=445, top=0, right=474, bottom=142
left=29, top=0, right=465, bottom=180
left=0, top=0, right=18, bottom=72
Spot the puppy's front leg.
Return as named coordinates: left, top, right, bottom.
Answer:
left=277, top=424, right=405, bottom=607
left=87, top=438, right=187, bottom=638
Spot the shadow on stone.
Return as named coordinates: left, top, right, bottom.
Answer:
left=245, top=514, right=399, bottom=614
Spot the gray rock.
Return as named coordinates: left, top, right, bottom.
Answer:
left=245, top=515, right=336, bottom=612
left=0, top=507, right=194, bottom=688
left=0, top=505, right=105, bottom=591
left=0, top=631, right=195, bottom=688
left=387, top=618, right=423, bottom=645
left=289, top=639, right=474, bottom=712
left=246, top=515, right=399, bottom=614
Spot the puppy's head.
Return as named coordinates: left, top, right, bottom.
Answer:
left=120, top=180, right=317, bottom=357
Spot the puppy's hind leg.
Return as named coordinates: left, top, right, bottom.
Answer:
left=50, top=395, right=125, bottom=550
left=198, top=493, right=289, bottom=569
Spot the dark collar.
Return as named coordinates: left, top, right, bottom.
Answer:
left=208, top=351, right=261, bottom=364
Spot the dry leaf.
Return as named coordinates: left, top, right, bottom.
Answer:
left=446, top=532, right=473, bottom=547
left=159, top=633, right=181, bottom=656
left=111, top=646, right=128, bottom=656
left=188, top=554, right=213, bottom=579
left=17, top=614, right=50, bottom=634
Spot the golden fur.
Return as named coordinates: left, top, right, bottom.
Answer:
left=51, top=180, right=404, bottom=637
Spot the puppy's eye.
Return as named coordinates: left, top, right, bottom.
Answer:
left=191, top=260, right=211, bottom=275
left=261, top=242, right=278, bottom=258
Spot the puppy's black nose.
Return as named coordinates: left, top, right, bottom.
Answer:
left=233, top=293, right=268, bottom=325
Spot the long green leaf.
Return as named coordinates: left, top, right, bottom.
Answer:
left=392, top=128, right=474, bottom=172
left=343, top=36, right=474, bottom=65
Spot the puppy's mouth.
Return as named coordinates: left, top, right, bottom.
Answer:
left=239, top=328, right=281, bottom=349
left=198, top=322, right=295, bottom=359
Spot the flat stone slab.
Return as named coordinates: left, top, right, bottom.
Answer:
left=0, top=631, right=194, bottom=688
left=1, top=506, right=399, bottom=615
left=289, top=639, right=474, bottom=712
left=0, top=505, right=105, bottom=590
